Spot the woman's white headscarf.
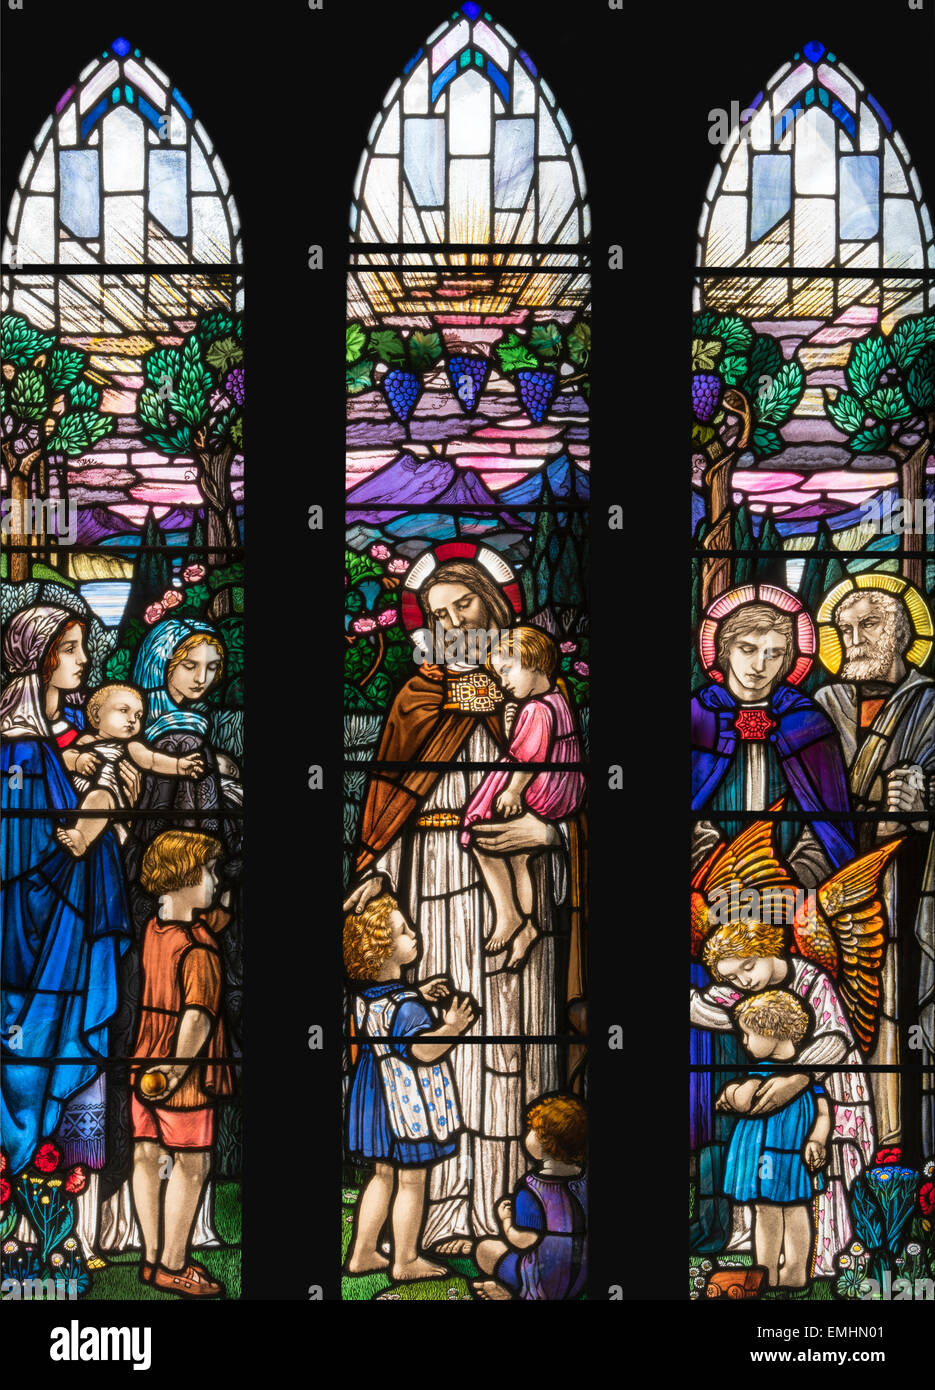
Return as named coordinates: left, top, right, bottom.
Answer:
left=0, top=605, right=78, bottom=737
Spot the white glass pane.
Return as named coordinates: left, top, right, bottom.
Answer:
left=18, top=195, right=56, bottom=262
left=190, top=140, right=215, bottom=192
left=817, top=63, right=855, bottom=109
left=59, top=150, right=99, bottom=238
left=191, top=195, right=231, bottom=262
left=858, top=103, right=880, bottom=151
left=921, top=204, right=933, bottom=241
left=794, top=109, right=836, bottom=194
left=124, top=59, right=164, bottom=108
left=375, top=103, right=400, bottom=154
left=79, top=59, right=119, bottom=114
left=571, top=144, right=587, bottom=200
left=421, top=208, right=445, bottom=242
left=102, top=107, right=145, bottom=191
left=431, top=18, right=469, bottom=72
left=513, top=61, right=535, bottom=115
left=103, top=194, right=145, bottom=261
left=771, top=61, right=810, bottom=112
left=837, top=62, right=862, bottom=89
left=883, top=142, right=907, bottom=193
left=212, top=154, right=230, bottom=196
left=404, top=118, right=445, bottom=206
left=494, top=210, right=520, bottom=242
left=883, top=198, right=923, bottom=268
left=6, top=191, right=20, bottom=239
left=449, top=158, right=490, bottom=242
left=494, top=119, right=534, bottom=209
left=31, top=142, right=55, bottom=192
left=706, top=195, right=747, bottom=263
left=362, top=158, right=400, bottom=240
left=448, top=71, right=491, bottom=155
left=403, top=58, right=428, bottom=114
left=722, top=142, right=749, bottom=192
left=537, top=161, right=575, bottom=241
left=383, top=77, right=401, bottom=109
left=540, top=78, right=556, bottom=107
left=557, top=109, right=572, bottom=144
left=79, top=58, right=98, bottom=81
left=748, top=104, right=773, bottom=152
left=57, top=105, right=78, bottom=147
left=793, top=197, right=835, bottom=263
left=194, top=119, right=213, bottom=156
left=143, top=56, right=170, bottom=85
left=228, top=195, right=241, bottom=239
left=537, top=102, right=564, bottom=157
left=474, top=19, right=508, bottom=69
left=149, top=149, right=188, bottom=236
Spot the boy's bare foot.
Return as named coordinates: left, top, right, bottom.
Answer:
left=392, top=1256, right=446, bottom=1281
left=345, top=1251, right=390, bottom=1274
left=432, top=1238, right=473, bottom=1256
left=473, top=1279, right=512, bottom=1300
left=485, top=919, right=521, bottom=954
left=507, top=919, right=539, bottom=970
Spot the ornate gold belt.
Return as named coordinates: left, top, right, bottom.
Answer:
left=416, top=812, right=462, bottom=829
left=444, top=672, right=503, bottom=713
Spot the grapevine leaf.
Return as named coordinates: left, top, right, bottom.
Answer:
left=890, top=313, right=935, bottom=372
left=230, top=417, right=243, bottom=447
left=10, top=368, right=48, bottom=421
left=865, top=385, right=911, bottom=423
left=346, top=360, right=373, bottom=394
left=369, top=330, right=405, bottom=365
left=204, top=337, right=243, bottom=373
left=567, top=321, right=590, bottom=367
left=755, top=361, right=804, bottom=426
left=529, top=321, right=563, bottom=361
left=824, top=389, right=866, bottom=434
left=719, top=353, right=748, bottom=386
left=849, top=424, right=889, bottom=454
left=692, top=337, right=723, bottom=371
left=346, top=323, right=367, bottom=364
left=750, top=426, right=783, bottom=458
left=847, top=335, right=893, bottom=399
left=496, top=334, right=538, bottom=374
left=692, top=423, right=715, bottom=445
left=46, top=348, right=85, bottom=390
left=407, top=330, right=442, bottom=370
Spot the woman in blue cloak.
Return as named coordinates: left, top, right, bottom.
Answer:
left=0, top=605, right=132, bottom=1180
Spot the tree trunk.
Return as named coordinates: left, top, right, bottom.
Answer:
left=699, top=389, right=752, bottom=611
left=192, top=440, right=239, bottom=616
left=898, top=431, right=931, bottom=591
left=2, top=441, right=42, bottom=583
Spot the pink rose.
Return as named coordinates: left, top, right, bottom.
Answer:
left=182, top=564, right=205, bottom=583
left=573, top=660, right=589, bottom=676
left=370, top=544, right=390, bottom=560
left=161, top=589, right=182, bottom=610
left=353, top=617, right=377, bottom=634
left=387, top=558, right=409, bottom=574
left=560, top=641, right=577, bottom=654
left=377, top=609, right=398, bottom=627
left=144, top=603, right=165, bottom=625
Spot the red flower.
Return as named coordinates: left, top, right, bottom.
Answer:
left=920, top=1181, right=935, bottom=1217
left=33, top=1143, right=60, bottom=1173
left=875, top=1147, right=902, bottom=1165
left=65, top=1165, right=87, bottom=1195
left=0, top=1151, right=6, bottom=1174
left=0, top=1176, right=9, bottom=1206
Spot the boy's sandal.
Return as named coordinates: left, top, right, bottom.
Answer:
left=153, top=1263, right=224, bottom=1298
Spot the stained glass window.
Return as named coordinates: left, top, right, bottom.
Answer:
left=343, top=5, right=590, bottom=1301
left=1, top=37, right=243, bottom=1302
left=691, top=39, right=935, bottom=1302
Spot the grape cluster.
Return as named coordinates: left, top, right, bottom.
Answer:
left=225, top=367, right=245, bottom=407
left=692, top=371, right=721, bottom=423
left=516, top=370, right=556, bottom=423
left=382, top=369, right=421, bottom=423
left=446, top=355, right=489, bottom=414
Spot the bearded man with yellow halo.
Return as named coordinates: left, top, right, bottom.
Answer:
left=814, top=576, right=935, bottom=1154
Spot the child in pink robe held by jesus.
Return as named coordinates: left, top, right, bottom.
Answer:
left=461, top=626, right=585, bottom=969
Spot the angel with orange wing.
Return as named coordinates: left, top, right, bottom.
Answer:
left=689, top=810, right=902, bottom=1277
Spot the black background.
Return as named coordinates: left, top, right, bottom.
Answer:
left=1, top=0, right=932, bottom=1361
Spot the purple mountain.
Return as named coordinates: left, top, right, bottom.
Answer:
left=346, top=452, right=503, bottom=522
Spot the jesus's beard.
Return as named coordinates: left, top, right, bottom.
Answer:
left=841, top=625, right=899, bottom=682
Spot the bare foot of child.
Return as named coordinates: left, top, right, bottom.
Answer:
left=345, top=1251, right=390, bottom=1274
left=473, top=1279, right=512, bottom=1300
left=485, top=911, right=523, bottom=954
left=56, top=828, right=86, bottom=858
left=392, top=1256, right=446, bottom=1281
left=506, top=919, right=539, bottom=970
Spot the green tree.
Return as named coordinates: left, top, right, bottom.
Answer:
left=1, top=313, right=115, bottom=582
left=691, top=311, right=804, bottom=608
left=137, top=310, right=243, bottom=572
left=823, top=311, right=935, bottom=588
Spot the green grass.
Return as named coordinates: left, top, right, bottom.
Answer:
left=689, top=1254, right=836, bottom=1300
left=84, top=1181, right=241, bottom=1301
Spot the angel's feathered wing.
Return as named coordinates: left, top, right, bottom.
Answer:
left=792, top=840, right=903, bottom=1054
left=691, top=807, right=793, bottom=960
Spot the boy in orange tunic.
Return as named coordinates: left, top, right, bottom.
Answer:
left=130, top=829, right=233, bottom=1298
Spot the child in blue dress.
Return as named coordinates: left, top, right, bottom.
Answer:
left=717, top=990, right=831, bottom=1289
left=344, top=892, right=477, bottom=1282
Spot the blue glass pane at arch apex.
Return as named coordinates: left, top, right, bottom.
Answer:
left=112, top=36, right=131, bottom=57
left=803, top=39, right=825, bottom=62
left=462, top=1, right=482, bottom=17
